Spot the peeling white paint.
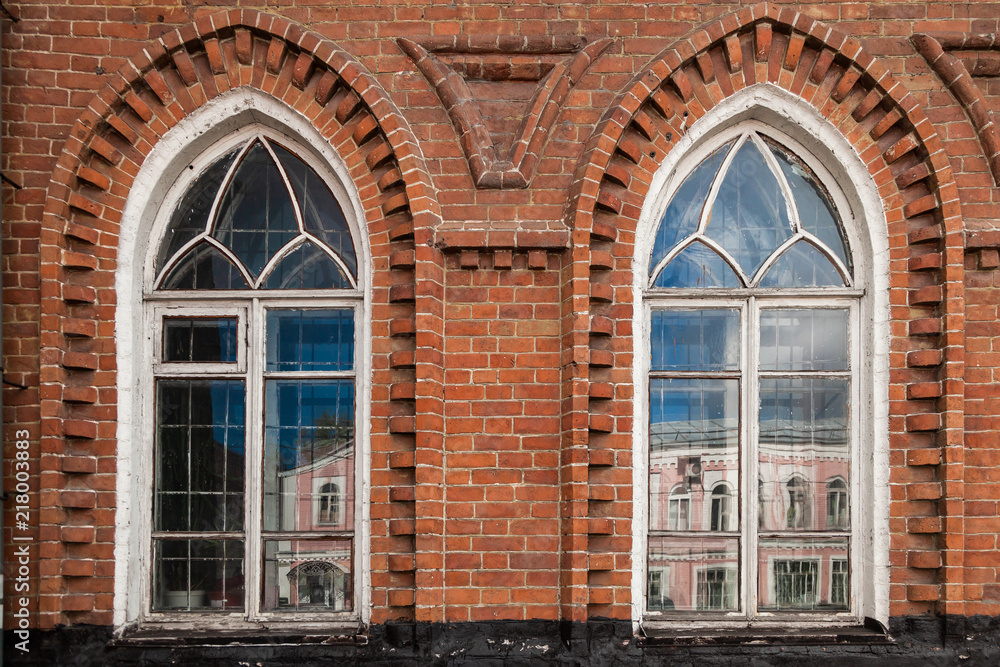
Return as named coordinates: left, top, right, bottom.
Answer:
left=114, top=88, right=373, bottom=629
left=630, top=83, right=891, bottom=629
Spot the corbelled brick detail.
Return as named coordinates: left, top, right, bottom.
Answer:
left=565, top=2, right=965, bottom=620
left=35, top=9, right=441, bottom=628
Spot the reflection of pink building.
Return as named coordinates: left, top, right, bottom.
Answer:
left=648, top=426, right=849, bottom=612
left=265, top=445, right=355, bottom=611
left=282, top=450, right=355, bottom=533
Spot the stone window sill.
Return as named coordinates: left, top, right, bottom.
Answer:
left=111, top=623, right=367, bottom=648
left=639, top=618, right=892, bottom=647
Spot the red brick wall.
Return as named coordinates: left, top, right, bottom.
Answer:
left=2, top=0, right=999, bottom=631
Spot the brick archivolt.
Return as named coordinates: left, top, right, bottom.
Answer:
left=37, top=9, right=440, bottom=627
left=564, top=2, right=966, bottom=620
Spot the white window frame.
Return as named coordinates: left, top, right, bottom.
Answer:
left=642, top=296, right=860, bottom=626
left=631, top=86, right=890, bottom=632
left=116, top=106, right=372, bottom=632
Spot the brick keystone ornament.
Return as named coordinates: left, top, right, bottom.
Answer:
left=399, top=35, right=611, bottom=189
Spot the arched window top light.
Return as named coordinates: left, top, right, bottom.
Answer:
left=155, top=135, right=357, bottom=291
left=648, top=131, right=852, bottom=289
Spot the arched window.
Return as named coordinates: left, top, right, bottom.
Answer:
left=710, top=482, right=733, bottom=532
left=667, top=484, right=691, bottom=531
left=826, top=477, right=848, bottom=530
left=785, top=475, right=811, bottom=530
left=643, top=123, right=858, bottom=621
left=146, top=128, right=362, bottom=621
left=318, top=482, right=342, bottom=526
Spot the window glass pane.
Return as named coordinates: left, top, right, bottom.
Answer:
left=649, top=141, right=733, bottom=276
left=647, top=536, right=739, bottom=612
left=757, top=538, right=849, bottom=611
left=212, top=140, right=299, bottom=278
left=153, top=539, right=244, bottom=611
left=156, top=147, right=240, bottom=276
left=156, top=380, right=245, bottom=532
left=758, top=241, right=845, bottom=288
left=261, top=241, right=351, bottom=290
left=758, top=378, right=849, bottom=532
left=706, top=138, right=792, bottom=277
left=653, top=241, right=741, bottom=288
left=650, top=309, right=740, bottom=371
left=163, top=318, right=238, bottom=363
left=161, top=242, right=251, bottom=290
left=650, top=379, right=738, bottom=532
left=759, top=309, right=849, bottom=371
left=265, top=309, right=355, bottom=372
left=263, top=538, right=353, bottom=611
left=767, top=139, right=851, bottom=274
left=263, top=380, right=355, bottom=532
left=271, top=142, right=357, bottom=278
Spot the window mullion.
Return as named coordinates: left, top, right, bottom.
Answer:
left=849, top=299, right=861, bottom=618
left=745, top=296, right=759, bottom=621
left=245, top=297, right=263, bottom=620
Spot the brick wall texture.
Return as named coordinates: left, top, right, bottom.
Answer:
left=2, top=0, right=1000, bottom=632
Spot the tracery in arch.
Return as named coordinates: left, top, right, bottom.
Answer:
left=647, top=130, right=853, bottom=290
left=155, top=134, right=358, bottom=291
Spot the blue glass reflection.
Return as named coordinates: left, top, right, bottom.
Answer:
left=271, top=143, right=358, bottom=278
left=212, top=141, right=299, bottom=277
left=265, top=380, right=355, bottom=473
left=768, top=141, right=851, bottom=274
left=650, top=309, right=740, bottom=371
left=649, top=142, right=733, bottom=276
left=161, top=242, right=250, bottom=290
left=156, top=147, right=240, bottom=277
left=262, top=241, right=351, bottom=290
left=653, top=241, right=741, bottom=288
left=266, top=309, right=355, bottom=372
left=706, top=139, right=792, bottom=277
left=758, top=241, right=844, bottom=288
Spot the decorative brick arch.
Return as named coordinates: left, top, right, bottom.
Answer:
left=37, top=9, right=442, bottom=628
left=561, top=2, right=965, bottom=623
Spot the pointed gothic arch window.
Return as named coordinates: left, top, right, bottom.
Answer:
left=644, top=123, right=857, bottom=621
left=145, top=129, right=363, bottom=622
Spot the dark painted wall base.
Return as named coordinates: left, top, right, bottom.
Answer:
left=4, top=616, right=1000, bottom=666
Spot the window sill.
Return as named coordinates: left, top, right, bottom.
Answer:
left=111, top=622, right=367, bottom=648
left=638, top=618, right=892, bottom=647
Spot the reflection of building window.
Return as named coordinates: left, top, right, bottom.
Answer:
left=643, top=121, right=863, bottom=622
left=317, top=482, right=342, bottom=526
left=786, top=476, right=811, bottom=530
left=830, top=559, right=848, bottom=607
left=146, top=128, right=362, bottom=621
left=710, top=483, right=732, bottom=532
left=697, top=567, right=737, bottom=610
left=826, top=478, right=848, bottom=529
left=668, top=485, right=690, bottom=530
left=774, top=560, right=818, bottom=609
left=648, top=567, right=673, bottom=610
